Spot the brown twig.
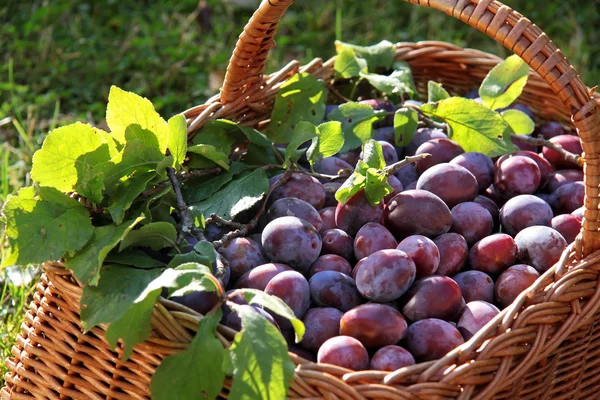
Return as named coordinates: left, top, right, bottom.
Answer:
left=166, top=166, right=229, bottom=281
left=166, top=167, right=206, bottom=245
left=211, top=169, right=295, bottom=249
left=384, top=153, right=431, bottom=176
left=326, top=83, right=352, bottom=103
left=510, top=133, right=583, bottom=167
left=142, top=167, right=221, bottom=198
left=400, top=105, right=448, bottom=131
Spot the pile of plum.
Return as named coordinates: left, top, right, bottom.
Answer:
left=175, top=99, right=584, bottom=372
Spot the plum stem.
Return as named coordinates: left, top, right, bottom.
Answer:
left=166, top=166, right=230, bottom=282
left=142, top=167, right=221, bottom=198
left=509, top=133, right=583, bottom=167
left=167, top=166, right=206, bottom=245
left=210, top=168, right=295, bottom=249
left=384, top=153, right=431, bottom=176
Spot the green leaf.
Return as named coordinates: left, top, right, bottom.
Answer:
left=241, top=143, right=281, bottom=166
left=284, top=122, right=318, bottom=167
left=361, top=140, right=386, bottom=169
left=150, top=309, right=225, bottom=400
left=364, top=168, right=393, bottom=205
left=189, top=168, right=269, bottom=220
left=360, top=70, right=414, bottom=97
left=104, top=249, right=165, bottom=269
left=194, top=240, right=217, bottom=263
left=1, top=187, right=94, bottom=267
left=334, top=48, right=368, bottom=78
left=106, top=171, right=157, bottom=224
left=106, top=86, right=170, bottom=153
left=187, top=144, right=230, bottom=170
left=335, top=40, right=395, bottom=70
left=335, top=172, right=366, bottom=204
left=106, top=264, right=217, bottom=360
left=30, top=122, right=118, bottom=203
left=479, top=55, right=529, bottom=110
left=428, top=81, right=450, bottom=103
left=167, top=114, right=188, bottom=168
left=102, top=124, right=167, bottom=192
left=327, top=102, right=384, bottom=152
left=182, top=162, right=247, bottom=204
left=167, top=252, right=211, bottom=269
left=265, top=73, right=326, bottom=144
left=501, top=109, right=535, bottom=135
left=64, top=216, right=144, bottom=285
left=80, top=264, right=161, bottom=331
left=196, top=119, right=272, bottom=149
left=306, top=121, right=344, bottom=166
left=119, top=222, right=178, bottom=251
left=228, top=305, right=295, bottom=400
left=393, top=107, right=419, bottom=147
left=239, top=288, right=305, bottom=343
left=421, top=97, right=518, bottom=157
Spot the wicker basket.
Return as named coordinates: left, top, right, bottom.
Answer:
left=4, top=0, right=600, bottom=399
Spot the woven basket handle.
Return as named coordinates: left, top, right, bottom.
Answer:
left=221, top=0, right=600, bottom=257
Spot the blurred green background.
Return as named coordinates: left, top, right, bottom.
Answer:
left=0, top=0, right=598, bottom=379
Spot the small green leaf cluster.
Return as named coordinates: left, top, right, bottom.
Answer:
left=333, top=40, right=416, bottom=101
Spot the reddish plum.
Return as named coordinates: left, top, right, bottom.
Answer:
left=452, top=271, right=494, bottom=303
left=308, top=254, right=352, bottom=277
left=235, top=263, right=292, bottom=290
left=401, top=276, right=463, bottom=321
left=267, top=197, right=323, bottom=232
left=269, top=173, right=326, bottom=209
left=300, top=307, right=344, bottom=352
left=354, top=223, right=397, bottom=260
left=515, top=226, right=567, bottom=272
left=396, top=235, right=440, bottom=278
left=319, top=207, right=337, bottom=232
left=433, top=233, right=468, bottom=276
left=262, top=216, right=322, bottom=274
left=549, top=181, right=584, bottom=214
left=468, top=233, right=517, bottom=275
left=414, top=138, right=465, bottom=174
left=369, top=345, right=415, bottom=371
left=495, top=264, right=540, bottom=308
left=457, top=301, right=500, bottom=341
left=317, top=336, right=369, bottom=370
left=416, top=163, right=478, bottom=208
left=217, top=237, right=267, bottom=281
left=354, top=249, right=416, bottom=302
left=450, top=202, right=493, bottom=246
left=494, top=155, right=541, bottom=198
left=551, top=214, right=581, bottom=244
left=309, top=271, right=363, bottom=312
left=450, top=152, right=495, bottom=193
left=405, top=318, right=464, bottom=362
left=340, top=303, right=408, bottom=348
left=406, top=128, right=447, bottom=156
left=383, top=190, right=452, bottom=239
left=542, top=135, right=582, bottom=169
left=335, top=190, right=384, bottom=236
left=499, top=195, right=553, bottom=236
left=264, top=270, right=311, bottom=319
left=321, top=228, right=354, bottom=261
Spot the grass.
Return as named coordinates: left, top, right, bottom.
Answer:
left=0, top=0, right=598, bottom=387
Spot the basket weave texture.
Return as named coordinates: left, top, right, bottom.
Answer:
left=4, top=0, right=600, bottom=399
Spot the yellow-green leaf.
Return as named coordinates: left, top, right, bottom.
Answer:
left=479, top=55, right=529, bottom=111
left=167, top=114, right=188, bottom=168
left=1, top=187, right=94, bottom=267
left=106, top=86, right=170, bottom=152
